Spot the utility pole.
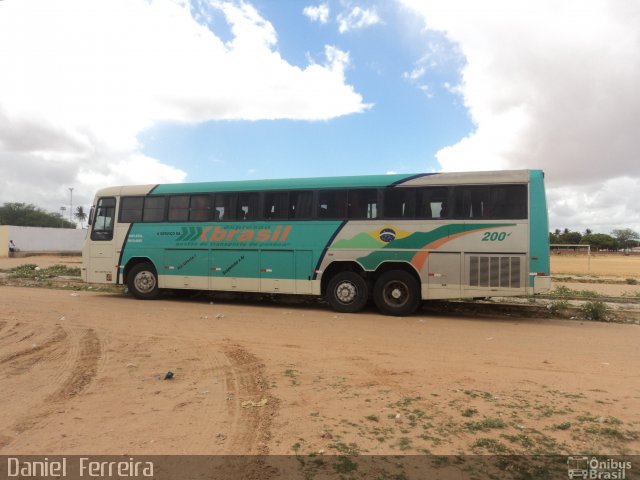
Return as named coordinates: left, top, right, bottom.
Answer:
left=69, top=187, right=74, bottom=223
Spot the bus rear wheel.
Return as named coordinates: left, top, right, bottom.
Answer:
left=127, top=263, right=160, bottom=300
left=326, top=271, right=368, bottom=313
left=373, top=270, right=421, bottom=316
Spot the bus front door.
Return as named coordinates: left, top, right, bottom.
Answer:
left=86, top=197, right=117, bottom=284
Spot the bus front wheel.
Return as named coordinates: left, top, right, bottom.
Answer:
left=373, top=270, right=421, bottom=316
left=127, top=263, right=160, bottom=300
left=326, top=271, right=368, bottom=313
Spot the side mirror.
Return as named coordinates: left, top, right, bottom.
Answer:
left=88, top=206, right=95, bottom=226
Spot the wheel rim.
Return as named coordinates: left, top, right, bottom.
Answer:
left=134, top=270, right=156, bottom=293
left=335, top=280, right=358, bottom=305
left=382, top=280, right=409, bottom=307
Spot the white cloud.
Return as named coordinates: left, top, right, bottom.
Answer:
left=76, top=155, right=187, bottom=189
left=402, top=0, right=640, bottom=232
left=403, top=66, right=426, bottom=81
left=303, top=3, right=330, bottom=24
left=337, top=6, right=381, bottom=33
left=418, top=85, right=433, bottom=98
left=547, top=177, right=640, bottom=234
left=324, top=45, right=351, bottom=72
left=0, top=0, right=369, bottom=212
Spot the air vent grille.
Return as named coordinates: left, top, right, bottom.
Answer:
left=469, top=255, right=521, bottom=288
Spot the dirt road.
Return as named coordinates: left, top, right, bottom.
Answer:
left=1, top=286, right=639, bottom=456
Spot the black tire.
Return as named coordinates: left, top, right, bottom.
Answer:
left=127, top=262, right=160, bottom=300
left=326, top=271, right=368, bottom=313
left=373, top=270, right=421, bottom=316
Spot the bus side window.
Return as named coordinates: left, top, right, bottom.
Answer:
left=143, top=196, right=165, bottom=222
left=120, top=197, right=143, bottom=223
left=237, top=192, right=259, bottom=220
left=168, top=196, right=190, bottom=221
left=317, top=190, right=348, bottom=218
left=91, top=197, right=116, bottom=241
left=453, top=186, right=489, bottom=218
left=416, top=187, right=448, bottom=219
left=189, top=195, right=210, bottom=221
left=317, top=191, right=329, bottom=218
left=214, top=193, right=235, bottom=221
left=264, top=192, right=288, bottom=219
left=384, top=188, right=415, bottom=218
left=290, top=191, right=313, bottom=219
left=489, top=185, right=527, bottom=219
left=348, top=189, right=378, bottom=219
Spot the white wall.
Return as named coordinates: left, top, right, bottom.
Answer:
left=1, top=225, right=86, bottom=257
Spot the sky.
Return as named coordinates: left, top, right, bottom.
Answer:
left=0, top=0, right=639, bottom=234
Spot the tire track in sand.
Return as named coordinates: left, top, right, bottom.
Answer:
left=222, top=344, right=278, bottom=455
left=46, top=329, right=100, bottom=402
left=0, top=322, right=23, bottom=343
left=0, top=326, right=68, bottom=375
left=13, top=329, right=101, bottom=434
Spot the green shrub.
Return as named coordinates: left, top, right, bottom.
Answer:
left=552, top=285, right=572, bottom=297
left=582, top=301, right=609, bottom=321
left=553, top=422, right=571, bottom=430
left=465, top=416, right=507, bottom=431
left=548, top=299, right=569, bottom=314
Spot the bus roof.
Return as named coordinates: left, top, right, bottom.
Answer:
left=150, top=173, right=430, bottom=194
left=96, top=170, right=540, bottom=197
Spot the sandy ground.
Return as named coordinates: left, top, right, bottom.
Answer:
left=550, top=255, right=640, bottom=297
left=551, top=254, right=640, bottom=277
left=1, top=286, right=639, bottom=457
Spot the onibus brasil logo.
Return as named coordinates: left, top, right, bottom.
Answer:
left=567, top=456, right=632, bottom=479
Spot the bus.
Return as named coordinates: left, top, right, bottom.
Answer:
left=82, top=170, right=551, bottom=316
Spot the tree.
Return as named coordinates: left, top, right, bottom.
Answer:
left=581, top=233, right=617, bottom=251
left=611, top=228, right=640, bottom=250
left=0, top=202, right=76, bottom=228
left=74, top=206, right=87, bottom=229
left=558, top=229, right=582, bottom=245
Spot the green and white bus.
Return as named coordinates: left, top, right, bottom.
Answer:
left=82, top=170, right=551, bottom=316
